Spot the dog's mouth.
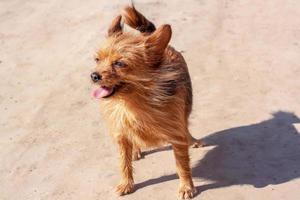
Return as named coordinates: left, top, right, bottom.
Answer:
left=92, top=86, right=115, bottom=99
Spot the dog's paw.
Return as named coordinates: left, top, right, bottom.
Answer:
left=132, top=150, right=143, bottom=161
left=116, top=182, right=134, bottom=196
left=191, top=140, right=206, bottom=148
left=178, top=185, right=197, bottom=199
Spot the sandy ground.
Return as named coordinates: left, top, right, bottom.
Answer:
left=1, top=0, right=300, bottom=199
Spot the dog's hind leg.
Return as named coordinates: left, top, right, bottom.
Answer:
left=132, top=143, right=143, bottom=161
left=187, top=131, right=205, bottom=148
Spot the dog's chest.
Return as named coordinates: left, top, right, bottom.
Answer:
left=102, top=100, right=136, bottom=131
left=101, top=100, right=165, bottom=146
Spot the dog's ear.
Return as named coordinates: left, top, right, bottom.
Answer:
left=145, top=24, right=172, bottom=55
left=122, top=6, right=156, bottom=35
left=108, top=15, right=123, bottom=37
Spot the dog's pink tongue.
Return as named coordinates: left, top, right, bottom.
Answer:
left=93, top=87, right=112, bottom=99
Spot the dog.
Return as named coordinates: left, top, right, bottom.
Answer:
left=91, top=6, right=203, bottom=199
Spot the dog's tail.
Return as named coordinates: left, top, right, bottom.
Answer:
left=122, top=5, right=156, bottom=34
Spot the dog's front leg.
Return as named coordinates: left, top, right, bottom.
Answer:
left=115, top=136, right=134, bottom=195
left=172, top=144, right=196, bottom=199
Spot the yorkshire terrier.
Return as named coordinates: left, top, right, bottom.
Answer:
left=91, top=6, right=203, bottom=199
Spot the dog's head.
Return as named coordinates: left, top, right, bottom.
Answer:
left=91, top=14, right=172, bottom=99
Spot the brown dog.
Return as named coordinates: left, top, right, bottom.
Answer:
left=91, top=6, right=202, bottom=199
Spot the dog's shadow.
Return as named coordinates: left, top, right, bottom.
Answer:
left=135, top=111, right=300, bottom=195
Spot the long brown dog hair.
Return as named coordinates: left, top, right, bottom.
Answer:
left=92, top=5, right=201, bottom=199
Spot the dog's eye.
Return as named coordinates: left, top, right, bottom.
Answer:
left=95, top=57, right=100, bottom=63
left=113, top=61, right=126, bottom=68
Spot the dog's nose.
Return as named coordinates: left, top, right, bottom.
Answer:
left=91, top=72, right=102, bottom=82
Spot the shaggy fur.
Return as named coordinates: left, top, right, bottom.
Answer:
left=92, top=6, right=203, bottom=199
